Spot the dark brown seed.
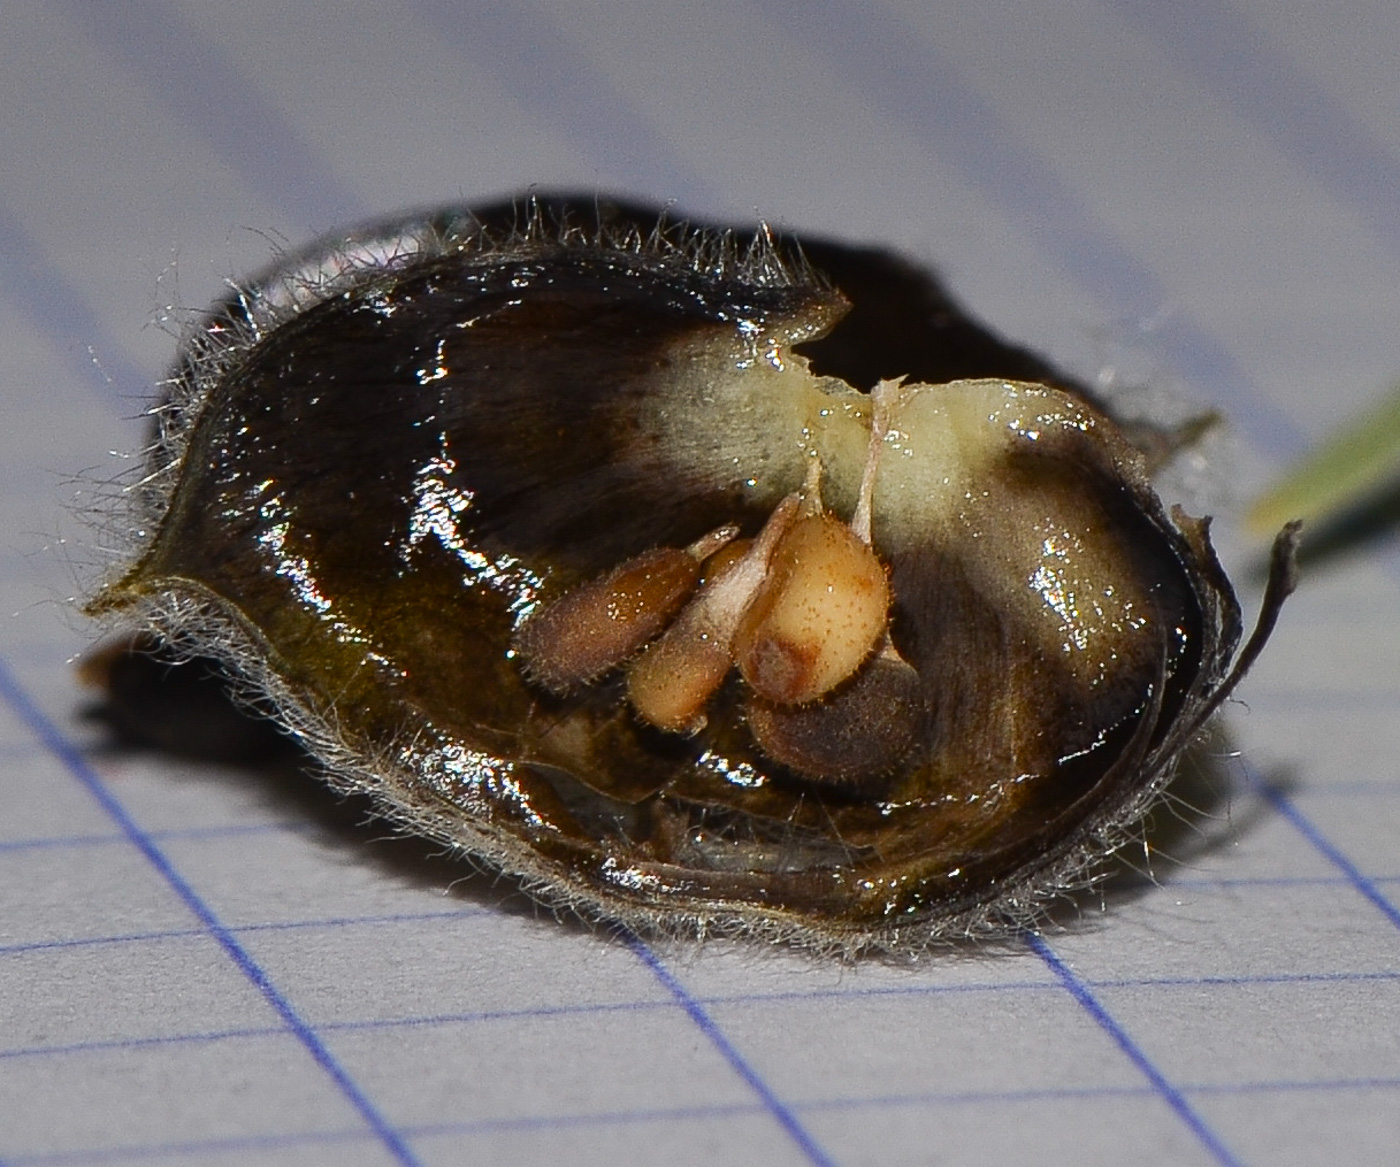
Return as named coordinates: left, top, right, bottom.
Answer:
left=744, top=650, right=924, bottom=787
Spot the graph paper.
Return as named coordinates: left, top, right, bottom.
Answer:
left=3, top=2, right=1398, bottom=1163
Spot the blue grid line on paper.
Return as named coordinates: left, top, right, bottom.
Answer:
left=1027, top=932, right=1247, bottom=1167
left=1112, top=0, right=1400, bottom=263
left=14, top=764, right=1388, bottom=862
left=1248, top=770, right=1400, bottom=930
left=5, top=9, right=1395, bottom=1167
left=7, top=1127, right=377, bottom=1167
left=69, top=0, right=727, bottom=239
left=1, top=1026, right=287, bottom=1064
left=0, top=1075, right=1346, bottom=1167
left=53, top=0, right=367, bottom=236
left=0, top=194, right=153, bottom=406
left=405, top=1099, right=768, bottom=1140
left=7, top=648, right=894, bottom=1167
left=751, top=0, right=1307, bottom=461
left=4, top=803, right=1390, bottom=881
left=409, top=0, right=725, bottom=211
left=0, top=657, right=424, bottom=1167
left=4, top=805, right=1396, bottom=983
left=0, top=907, right=524, bottom=961
left=1167, top=874, right=1394, bottom=890
left=0, top=926, right=208, bottom=959
left=10, top=957, right=1400, bottom=1074
left=0, top=997, right=680, bottom=1064
left=0, top=907, right=487, bottom=958
left=0, top=1101, right=764, bottom=1167
left=0, top=831, right=130, bottom=853
left=1192, top=1074, right=1400, bottom=1097
left=7, top=943, right=1400, bottom=1065
left=14, top=1071, right=1396, bottom=1167
left=10, top=952, right=1400, bottom=1067
left=624, top=931, right=841, bottom=1167
left=389, top=1080, right=1147, bottom=1136
left=1086, top=969, right=1400, bottom=991
left=5, top=1101, right=775, bottom=1167
left=7, top=1058, right=1397, bottom=1167
left=796, top=1076, right=1400, bottom=1109
left=0, top=820, right=314, bottom=854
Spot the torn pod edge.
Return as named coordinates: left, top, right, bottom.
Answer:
left=81, top=194, right=1301, bottom=957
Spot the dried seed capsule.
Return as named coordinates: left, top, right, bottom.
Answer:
left=515, top=525, right=737, bottom=692
left=733, top=510, right=889, bottom=706
left=745, top=648, right=924, bottom=787
left=627, top=498, right=798, bottom=733
left=84, top=195, right=1298, bottom=954
left=624, top=617, right=732, bottom=735
left=732, top=425, right=893, bottom=709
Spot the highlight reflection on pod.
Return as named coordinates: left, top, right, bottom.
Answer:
left=85, top=196, right=1299, bottom=954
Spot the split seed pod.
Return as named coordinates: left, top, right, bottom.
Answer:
left=85, top=196, right=1298, bottom=953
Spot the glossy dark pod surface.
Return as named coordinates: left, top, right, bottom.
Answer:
left=88, top=197, right=1296, bottom=952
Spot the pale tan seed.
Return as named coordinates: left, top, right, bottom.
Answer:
left=732, top=513, right=890, bottom=706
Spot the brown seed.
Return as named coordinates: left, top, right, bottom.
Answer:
left=700, top=536, right=751, bottom=584
left=514, top=525, right=738, bottom=692
left=625, top=619, right=733, bottom=735
left=514, top=548, right=701, bottom=691
left=745, top=649, right=925, bottom=787
left=627, top=499, right=799, bottom=732
left=733, top=513, right=890, bottom=706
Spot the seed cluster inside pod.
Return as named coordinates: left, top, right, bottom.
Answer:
left=513, top=380, right=916, bottom=788
left=85, top=196, right=1298, bottom=953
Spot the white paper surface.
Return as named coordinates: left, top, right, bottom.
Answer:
left=3, top=2, right=1398, bottom=1164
